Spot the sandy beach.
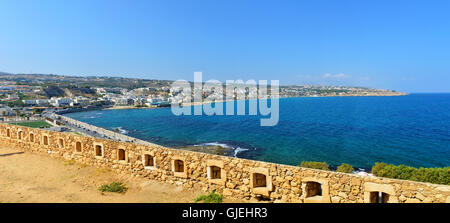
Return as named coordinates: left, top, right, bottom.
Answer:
left=102, top=105, right=156, bottom=110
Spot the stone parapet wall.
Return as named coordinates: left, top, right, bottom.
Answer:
left=0, top=123, right=448, bottom=203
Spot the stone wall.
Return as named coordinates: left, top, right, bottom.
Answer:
left=0, top=123, right=449, bottom=203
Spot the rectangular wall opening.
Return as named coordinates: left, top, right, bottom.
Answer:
left=75, top=141, right=82, bottom=152
left=118, top=149, right=126, bottom=161
left=17, top=131, right=22, bottom=140
left=174, top=160, right=184, bottom=172
left=29, top=133, right=34, bottom=142
left=253, top=173, right=267, bottom=188
left=209, top=166, right=222, bottom=179
left=305, top=182, right=322, bottom=197
left=144, top=154, right=154, bottom=167
left=95, top=145, right=103, bottom=157
left=369, top=192, right=390, bottom=203
left=43, top=136, right=48, bottom=145
left=58, top=138, right=64, bottom=148
left=382, top=192, right=390, bottom=203
left=6, top=129, right=10, bottom=137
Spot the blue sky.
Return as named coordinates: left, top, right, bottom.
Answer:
left=0, top=0, right=449, bottom=92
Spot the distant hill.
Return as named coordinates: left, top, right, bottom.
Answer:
left=0, top=72, right=404, bottom=96
left=0, top=72, right=174, bottom=90
left=43, top=86, right=66, bottom=98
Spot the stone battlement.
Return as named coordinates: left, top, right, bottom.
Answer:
left=0, top=123, right=448, bottom=203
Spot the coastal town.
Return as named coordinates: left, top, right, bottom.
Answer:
left=0, top=72, right=407, bottom=120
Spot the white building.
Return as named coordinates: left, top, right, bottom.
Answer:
left=111, top=97, right=132, bottom=105
left=50, top=98, right=72, bottom=107
left=22, top=99, right=50, bottom=106
left=0, top=106, right=14, bottom=116
left=73, top=97, right=91, bottom=107
left=22, top=100, right=37, bottom=105
left=36, top=99, right=50, bottom=106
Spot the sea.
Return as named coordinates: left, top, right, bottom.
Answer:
left=65, top=93, right=450, bottom=170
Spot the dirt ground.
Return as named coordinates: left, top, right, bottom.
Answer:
left=0, top=146, right=244, bottom=203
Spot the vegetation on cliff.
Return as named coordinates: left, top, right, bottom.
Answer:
left=300, top=161, right=330, bottom=171
left=372, top=162, right=450, bottom=185
left=337, top=163, right=354, bottom=173
left=299, top=161, right=449, bottom=185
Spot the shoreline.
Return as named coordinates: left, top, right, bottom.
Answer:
left=102, top=105, right=157, bottom=110
left=58, top=93, right=410, bottom=114
left=59, top=92, right=423, bottom=171
left=180, top=93, right=409, bottom=107
left=56, top=94, right=450, bottom=181
left=108, top=93, right=410, bottom=110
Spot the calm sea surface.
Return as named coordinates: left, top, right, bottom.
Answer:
left=65, top=94, right=450, bottom=169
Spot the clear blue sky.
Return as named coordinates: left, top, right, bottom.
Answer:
left=0, top=0, right=449, bottom=92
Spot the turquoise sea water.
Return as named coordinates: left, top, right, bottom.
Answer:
left=65, top=94, right=450, bottom=169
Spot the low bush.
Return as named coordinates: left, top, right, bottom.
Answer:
left=64, top=160, right=75, bottom=166
left=300, top=161, right=330, bottom=171
left=194, top=191, right=223, bottom=203
left=337, top=163, right=354, bottom=173
left=372, top=162, right=450, bottom=185
left=98, top=182, right=128, bottom=193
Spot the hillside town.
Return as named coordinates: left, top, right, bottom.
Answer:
left=0, top=73, right=407, bottom=120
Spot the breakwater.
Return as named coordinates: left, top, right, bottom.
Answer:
left=44, top=113, right=153, bottom=146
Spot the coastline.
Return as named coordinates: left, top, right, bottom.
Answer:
left=177, top=92, right=409, bottom=107
left=60, top=92, right=419, bottom=170
left=102, top=105, right=157, bottom=110
left=98, top=92, right=410, bottom=111
left=57, top=92, right=410, bottom=114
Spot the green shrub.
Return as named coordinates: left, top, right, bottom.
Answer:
left=98, top=182, right=128, bottom=193
left=337, top=163, right=354, bottom=173
left=372, top=162, right=450, bottom=185
left=194, top=191, right=223, bottom=203
left=300, top=161, right=330, bottom=171
left=64, top=160, right=75, bottom=166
